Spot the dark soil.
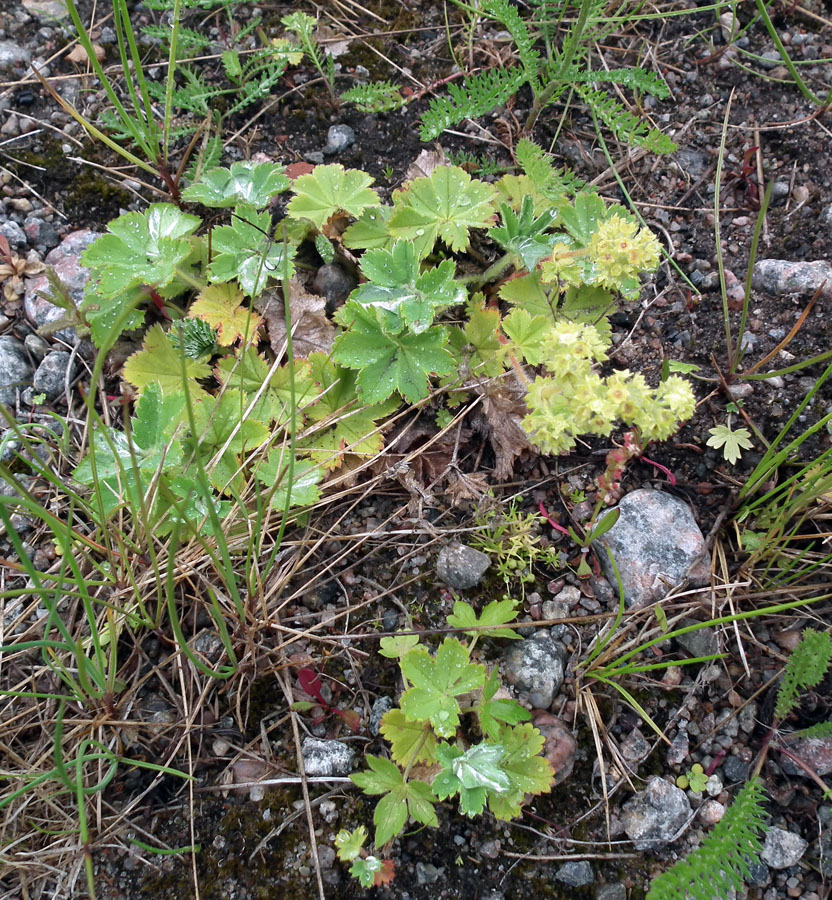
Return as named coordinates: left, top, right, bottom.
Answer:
left=2, top=0, right=832, bottom=898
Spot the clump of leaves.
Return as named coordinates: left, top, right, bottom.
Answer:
left=337, top=601, right=553, bottom=887
left=472, top=495, right=562, bottom=584
left=69, top=154, right=695, bottom=553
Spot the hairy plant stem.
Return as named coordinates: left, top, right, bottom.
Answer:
left=460, top=252, right=513, bottom=287
left=523, top=0, right=595, bottom=134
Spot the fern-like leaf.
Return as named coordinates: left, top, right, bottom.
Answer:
left=148, top=66, right=216, bottom=116
left=558, top=66, right=671, bottom=99
left=515, top=138, right=586, bottom=202
left=576, top=85, right=677, bottom=154
left=341, top=82, right=404, bottom=113
left=484, top=0, right=541, bottom=92
left=419, top=67, right=526, bottom=141
left=791, top=719, right=832, bottom=740
left=646, top=778, right=768, bottom=900
left=775, top=628, right=832, bottom=720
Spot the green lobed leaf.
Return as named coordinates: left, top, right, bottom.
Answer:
left=182, top=161, right=290, bottom=208
left=81, top=204, right=201, bottom=298
left=342, top=205, right=394, bottom=251
left=287, top=164, right=380, bottom=230
left=498, top=271, right=558, bottom=323
left=446, top=598, right=521, bottom=640
left=378, top=634, right=420, bottom=660
left=187, top=388, right=271, bottom=492
left=72, top=383, right=185, bottom=519
left=706, top=424, right=754, bottom=465
left=477, top=668, right=531, bottom=740
left=82, top=283, right=146, bottom=348
left=122, top=324, right=212, bottom=396
left=488, top=197, right=559, bottom=271
left=388, top=166, right=497, bottom=257
left=501, top=309, right=551, bottom=366
left=300, top=353, right=398, bottom=468
left=332, top=304, right=455, bottom=405
left=207, top=204, right=295, bottom=297
left=255, top=451, right=323, bottom=509
left=189, top=283, right=261, bottom=346
left=335, top=827, right=367, bottom=862
left=379, top=708, right=437, bottom=766
left=486, top=723, right=554, bottom=820
left=558, top=192, right=611, bottom=247
left=351, top=755, right=402, bottom=795
left=399, top=637, right=486, bottom=737
left=350, top=856, right=383, bottom=887
left=342, top=241, right=464, bottom=335
left=432, top=742, right=487, bottom=816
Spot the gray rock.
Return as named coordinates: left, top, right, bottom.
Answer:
left=23, top=333, right=49, bottom=361
left=23, top=217, right=61, bottom=251
left=415, top=862, right=443, bottom=884
left=303, top=150, right=325, bottom=165
left=771, top=181, right=791, bottom=206
left=595, top=489, right=708, bottom=608
left=369, top=696, right=394, bottom=736
left=541, top=600, right=568, bottom=638
left=0, top=41, right=31, bottom=70
left=621, top=776, right=691, bottom=850
left=312, top=263, right=356, bottom=314
left=555, top=860, right=594, bottom=887
left=21, top=0, right=71, bottom=18
left=761, top=826, right=807, bottom=869
left=0, top=114, right=20, bottom=138
left=436, top=542, right=490, bottom=590
left=759, top=49, right=782, bottom=69
left=502, top=632, right=564, bottom=709
left=24, top=229, right=100, bottom=343
left=0, top=336, right=34, bottom=407
left=33, top=350, right=76, bottom=400
left=722, top=755, right=749, bottom=782
left=666, top=727, right=689, bottom=767
left=0, top=220, right=28, bottom=249
left=301, top=738, right=355, bottom=776
left=752, top=259, right=832, bottom=299
left=322, top=124, right=356, bottom=155
left=675, top=620, right=719, bottom=659
left=621, top=726, right=651, bottom=763
left=675, top=147, right=708, bottom=178
left=596, top=886, right=627, bottom=900
left=745, top=859, right=771, bottom=886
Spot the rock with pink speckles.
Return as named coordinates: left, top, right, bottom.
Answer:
left=23, top=230, right=101, bottom=343
left=594, top=489, right=708, bottom=608
left=752, top=259, right=832, bottom=298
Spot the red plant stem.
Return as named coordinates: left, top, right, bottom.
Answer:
left=640, top=455, right=676, bottom=486
left=538, top=501, right=570, bottom=536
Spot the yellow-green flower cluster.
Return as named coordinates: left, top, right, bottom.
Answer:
left=587, top=215, right=662, bottom=292
left=522, top=321, right=695, bottom=455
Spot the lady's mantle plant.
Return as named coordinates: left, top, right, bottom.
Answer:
left=68, top=144, right=694, bottom=532
left=335, top=600, right=553, bottom=887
